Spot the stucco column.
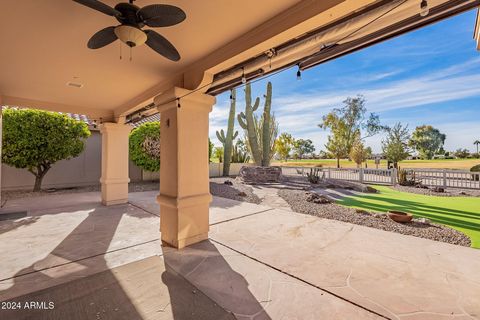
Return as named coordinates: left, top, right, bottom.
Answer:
left=155, top=87, right=215, bottom=249
left=99, top=123, right=132, bottom=206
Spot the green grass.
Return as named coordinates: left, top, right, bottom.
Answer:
left=337, top=185, right=480, bottom=248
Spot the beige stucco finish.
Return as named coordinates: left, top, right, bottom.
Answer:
left=100, top=123, right=132, bottom=206
left=155, top=87, right=215, bottom=248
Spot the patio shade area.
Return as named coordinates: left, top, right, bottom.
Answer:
left=0, top=191, right=479, bottom=319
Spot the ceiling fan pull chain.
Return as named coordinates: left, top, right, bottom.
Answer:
left=130, top=46, right=132, bottom=62
left=119, top=42, right=122, bottom=60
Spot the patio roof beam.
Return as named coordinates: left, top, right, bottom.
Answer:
left=301, top=0, right=480, bottom=70
left=206, top=0, right=480, bottom=95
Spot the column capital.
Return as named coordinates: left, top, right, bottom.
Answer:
left=99, top=122, right=133, bottom=134
left=154, top=87, right=215, bottom=113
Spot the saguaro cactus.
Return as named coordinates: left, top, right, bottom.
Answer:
left=216, top=89, right=238, bottom=176
left=238, top=84, right=262, bottom=165
left=261, top=82, right=272, bottom=166
left=238, top=81, right=277, bottom=166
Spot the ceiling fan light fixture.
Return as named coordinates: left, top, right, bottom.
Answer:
left=114, top=25, right=147, bottom=47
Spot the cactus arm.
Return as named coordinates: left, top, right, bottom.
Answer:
left=252, top=97, right=260, bottom=112
left=238, top=113, right=247, bottom=129
left=216, top=129, right=226, bottom=143
left=232, top=131, right=238, bottom=140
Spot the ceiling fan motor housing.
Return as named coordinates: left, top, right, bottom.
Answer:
left=113, top=2, right=146, bottom=47
left=114, top=25, right=146, bottom=47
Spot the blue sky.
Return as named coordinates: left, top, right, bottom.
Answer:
left=210, top=9, right=480, bottom=153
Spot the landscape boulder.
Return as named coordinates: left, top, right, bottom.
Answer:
left=237, top=166, right=282, bottom=184
left=305, top=192, right=331, bottom=204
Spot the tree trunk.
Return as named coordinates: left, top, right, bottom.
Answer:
left=31, top=164, right=50, bottom=192
left=33, top=175, right=43, bottom=192
left=336, top=157, right=340, bottom=168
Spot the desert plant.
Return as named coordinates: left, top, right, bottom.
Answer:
left=2, top=108, right=91, bottom=191
left=231, top=139, right=250, bottom=163
left=238, top=82, right=278, bottom=166
left=129, top=122, right=160, bottom=172
left=216, top=89, right=238, bottom=176
left=397, top=168, right=415, bottom=186
left=306, top=168, right=322, bottom=184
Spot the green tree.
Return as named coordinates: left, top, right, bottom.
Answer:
left=325, top=124, right=348, bottom=168
left=214, top=146, right=224, bottom=163
left=408, top=125, right=446, bottom=160
left=382, top=122, right=410, bottom=168
left=129, top=122, right=160, bottom=172
left=293, top=139, right=315, bottom=159
left=349, top=138, right=368, bottom=168
left=2, top=109, right=91, bottom=191
left=275, top=133, right=294, bottom=161
left=318, top=95, right=386, bottom=160
left=454, top=148, right=470, bottom=159
left=474, top=140, right=480, bottom=155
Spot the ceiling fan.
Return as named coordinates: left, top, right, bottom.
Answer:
left=73, top=0, right=185, bottom=61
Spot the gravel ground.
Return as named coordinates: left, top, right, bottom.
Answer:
left=209, top=177, right=261, bottom=204
left=278, top=189, right=471, bottom=247
left=2, top=181, right=159, bottom=203
left=392, top=185, right=480, bottom=197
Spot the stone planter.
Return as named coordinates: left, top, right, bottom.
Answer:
left=237, top=166, right=282, bottom=184
left=387, top=210, right=413, bottom=223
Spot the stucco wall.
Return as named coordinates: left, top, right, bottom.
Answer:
left=209, top=163, right=253, bottom=177
left=1, top=131, right=143, bottom=190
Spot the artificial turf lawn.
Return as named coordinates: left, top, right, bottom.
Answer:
left=337, top=185, right=480, bottom=248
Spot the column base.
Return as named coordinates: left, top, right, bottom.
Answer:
left=101, top=179, right=129, bottom=206
left=157, top=193, right=212, bottom=249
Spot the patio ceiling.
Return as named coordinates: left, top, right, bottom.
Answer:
left=0, top=0, right=478, bottom=122
left=0, top=0, right=338, bottom=120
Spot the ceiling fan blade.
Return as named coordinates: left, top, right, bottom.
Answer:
left=87, top=26, right=118, bottom=49
left=145, top=30, right=180, bottom=61
left=138, top=5, right=186, bottom=27
left=73, top=0, right=121, bottom=17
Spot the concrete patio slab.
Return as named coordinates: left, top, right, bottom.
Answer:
left=128, top=190, right=274, bottom=224
left=210, top=207, right=480, bottom=320
left=1, top=191, right=479, bottom=319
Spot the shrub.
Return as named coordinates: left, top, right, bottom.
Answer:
left=471, top=164, right=480, bottom=172
left=471, top=164, right=480, bottom=181
left=129, top=122, right=160, bottom=172
left=2, top=108, right=90, bottom=191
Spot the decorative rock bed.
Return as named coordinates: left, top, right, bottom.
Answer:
left=393, top=185, right=480, bottom=197
left=210, top=177, right=261, bottom=204
left=278, top=189, right=471, bottom=247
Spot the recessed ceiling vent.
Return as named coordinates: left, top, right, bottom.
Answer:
left=67, top=82, right=84, bottom=88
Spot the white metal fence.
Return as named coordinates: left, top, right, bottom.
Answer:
left=280, top=166, right=396, bottom=185
left=406, top=169, right=480, bottom=190
left=280, top=166, right=480, bottom=190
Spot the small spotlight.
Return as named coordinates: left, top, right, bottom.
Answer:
left=296, top=65, right=302, bottom=80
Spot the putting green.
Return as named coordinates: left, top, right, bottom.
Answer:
left=337, top=185, right=480, bottom=248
